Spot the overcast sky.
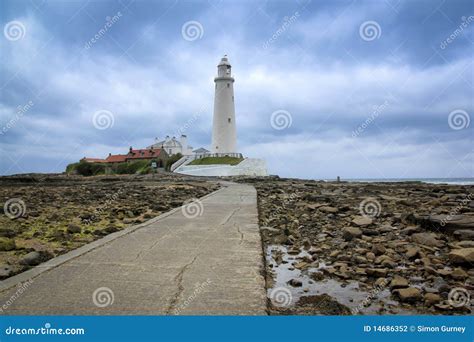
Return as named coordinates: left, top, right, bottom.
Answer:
left=1, top=0, right=473, bottom=179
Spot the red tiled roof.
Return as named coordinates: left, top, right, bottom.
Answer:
left=105, top=154, right=127, bottom=163
left=125, top=149, right=163, bottom=160
left=83, top=148, right=165, bottom=164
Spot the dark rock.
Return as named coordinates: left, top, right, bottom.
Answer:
left=0, top=264, right=13, bottom=278
left=371, top=244, right=386, bottom=256
left=67, top=224, right=81, bottom=234
left=296, top=294, right=352, bottom=315
left=20, top=251, right=42, bottom=266
left=453, top=230, right=474, bottom=240
left=342, top=227, right=362, bottom=241
left=104, top=225, right=119, bottom=234
left=288, top=278, right=303, bottom=287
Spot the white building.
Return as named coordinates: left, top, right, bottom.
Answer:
left=211, top=55, right=237, bottom=154
left=148, top=135, right=193, bottom=156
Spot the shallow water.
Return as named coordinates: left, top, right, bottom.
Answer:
left=266, top=245, right=417, bottom=315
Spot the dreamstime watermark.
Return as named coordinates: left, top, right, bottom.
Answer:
left=0, top=279, right=34, bottom=313
left=269, top=286, right=293, bottom=307
left=4, top=20, right=26, bottom=41
left=82, top=188, right=124, bottom=225
left=448, top=287, right=471, bottom=308
left=440, top=193, right=473, bottom=226
left=174, top=108, right=205, bottom=137
left=352, top=278, right=388, bottom=314
left=3, top=198, right=27, bottom=219
left=359, top=197, right=382, bottom=218
left=1, top=100, right=34, bottom=136
left=359, top=21, right=381, bottom=41
left=448, top=109, right=470, bottom=130
left=92, top=287, right=114, bottom=308
left=352, top=100, right=389, bottom=137
left=84, top=12, right=123, bottom=50
left=262, top=12, right=300, bottom=49
left=5, top=323, right=85, bottom=336
left=181, top=198, right=204, bottom=219
left=270, top=110, right=292, bottom=130
left=440, top=16, right=474, bottom=50
left=92, top=109, right=115, bottom=130
left=181, top=21, right=204, bottom=41
left=173, top=278, right=212, bottom=315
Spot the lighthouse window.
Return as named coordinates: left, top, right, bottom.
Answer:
left=228, top=118, right=231, bottom=123
left=227, top=83, right=230, bottom=88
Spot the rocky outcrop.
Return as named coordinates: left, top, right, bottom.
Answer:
left=239, top=176, right=474, bottom=315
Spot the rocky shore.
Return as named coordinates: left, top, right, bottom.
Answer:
left=0, top=173, right=219, bottom=279
left=237, top=177, right=473, bottom=315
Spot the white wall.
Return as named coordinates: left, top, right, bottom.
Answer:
left=175, top=158, right=268, bottom=177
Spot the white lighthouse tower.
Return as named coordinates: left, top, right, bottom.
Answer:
left=211, top=55, right=237, bottom=154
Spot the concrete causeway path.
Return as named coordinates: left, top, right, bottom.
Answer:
left=0, top=183, right=267, bottom=315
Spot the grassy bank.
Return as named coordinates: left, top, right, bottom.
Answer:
left=189, top=156, right=243, bottom=166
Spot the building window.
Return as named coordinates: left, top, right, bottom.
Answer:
left=227, top=83, right=230, bottom=88
left=228, top=118, right=231, bottom=123
left=232, top=96, right=234, bottom=102
left=169, top=149, right=172, bottom=154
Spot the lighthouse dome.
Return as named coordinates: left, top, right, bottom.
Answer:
left=218, top=55, right=231, bottom=66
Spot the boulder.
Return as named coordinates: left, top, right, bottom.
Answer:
left=20, top=251, right=42, bottom=266
left=412, top=214, right=474, bottom=232
left=394, top=287, right=422, bottom=302
left=0, top=264, right=13, bottom=278
left=424, top=293, right=441, bottom=306
left=67, top=224, right=81, bottom=234
left=411, top=233, right=444, bottom=248
left=448, top=248, right=474, bottom=265
left=371, top=244, right=386, bottom=256
left=288, top=278, right=303, bottom=287
left=319, top=206, right=338, bottom=213
left=405, top=246, right=419, bottom=259
left=453, top=230, right=474, bottom=240
left=366, top=268, right=388, bottom=277
left=366, top=252, right=376, bottom=261
left=352, top=216, right=373, bottom=227
left=390, top=275, right=409, bottom=289
left=451, top=268, right=468, bottom=280
left=342, top=227, right=362, bottom=241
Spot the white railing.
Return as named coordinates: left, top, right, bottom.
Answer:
left=170, top=156, right=190, bottom=172
left=194, top=153, right=243, bottom=159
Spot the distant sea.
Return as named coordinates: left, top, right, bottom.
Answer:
left=329, top=178, right=474, bottom=185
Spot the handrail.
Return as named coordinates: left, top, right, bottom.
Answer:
left=170, top=156, right=189, bottom=172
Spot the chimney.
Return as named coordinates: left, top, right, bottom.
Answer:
left=180, top=134, right=188, bottom=154
left=129, top=146, right=133, bottom=153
